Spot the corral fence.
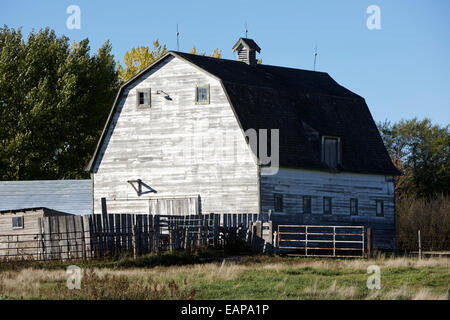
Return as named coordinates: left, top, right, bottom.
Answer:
left=276, top=225, right=365, bottom=258
left=0, top=213, right=272, bottom=261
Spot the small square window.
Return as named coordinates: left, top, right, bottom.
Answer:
left=274, top=194, right=283, bottom=212
left=323, top=197, right=332, bottom=215
left=303, top=196, right=311, bottom=214
left=136, top=89, right=151, bottom=107
left=350, top=198, right=358, bottom=216
left=376, top=200, right=384, bottom=217
left=12, top=216, right=23, bottom=229
left=195, top=85, right=210, bottom=104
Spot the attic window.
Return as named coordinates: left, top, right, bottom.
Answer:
left=12, top=216, right=24, bottom=229
left=322, top=136, right=341, bottom=169
left=136, top=89, right=151, bottom=107
left=195, top=85, right=210, bottom=104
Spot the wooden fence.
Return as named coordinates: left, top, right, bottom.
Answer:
left=0, top=213, right=267, bottom=261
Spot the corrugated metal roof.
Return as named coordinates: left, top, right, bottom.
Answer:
left=0, top=180, right=91, bottom=215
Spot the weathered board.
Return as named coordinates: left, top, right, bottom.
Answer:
left=92, top=56, right=259, bottom=215
left=261, top=168, right=396, bottom=249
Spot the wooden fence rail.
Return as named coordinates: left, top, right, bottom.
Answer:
left=0, top=213, right=266, bottom=261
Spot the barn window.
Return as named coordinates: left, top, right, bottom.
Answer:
left=303, top=196, right=312, bottom=214
left=12, top=216, right=23, bottom=229
left=376, top=200, right=384, bottom=217
left=322, top=136, right=341, bottom=169
left=195, top=85, right=210, bottom=104
left=323, top=197, right=332, bottom=215
left=274, top=194, right=283, bottom=212
left=350, top=198, right=358, bottom=216
left=136, top=89, right=151, bottom=107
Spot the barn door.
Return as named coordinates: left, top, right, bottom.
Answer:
left=148, top=196, right=199, bottom=215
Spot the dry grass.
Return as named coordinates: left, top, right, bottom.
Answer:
left=0, top=256, right=448, bottom=300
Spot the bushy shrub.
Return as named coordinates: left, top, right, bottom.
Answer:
left=396, top=194, right=450, bottom=251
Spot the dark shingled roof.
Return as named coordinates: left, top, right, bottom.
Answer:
left=87, top=51, right=399, bottom=176
left=174, top=52, right=399, bottom=175
left=232, top=38, right=261, bottom=52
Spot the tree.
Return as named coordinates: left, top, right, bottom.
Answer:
left=378, top=118, right=450, bottom=198
left=190, top=45, right=221, bottom=58
left=0, top=26, right=119, bottom=180
left=117, top=40, right=166, bottom=83
left=210, top=48, right=221, bottom=58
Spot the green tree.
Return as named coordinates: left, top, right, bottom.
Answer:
left=378, top=118, right=450, bottom=198
left=117, top=40, right=166, bottom=83
left=0, top=26, right=119, bottom=180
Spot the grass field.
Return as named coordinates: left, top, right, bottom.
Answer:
left=0, top=254, right=448, bottom=300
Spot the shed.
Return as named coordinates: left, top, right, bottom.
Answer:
left=0, top=207, right=74, bottom=259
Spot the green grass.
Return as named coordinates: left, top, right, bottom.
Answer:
left=1, top=254, right=448, bottom=300
left=188, top=265, right=448, bottom=300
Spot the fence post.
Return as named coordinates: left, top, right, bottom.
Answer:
left=273, top=231, right=278, bottom=256
left=36, top=235, right=39, bottom=261
left=82, top=236, right=87, bottom=261
left=333, top=226, right=336, bottom=257
left=418, top=229, right=422, bottom=260
left=154, top=215, right=160, bottom=253
left=255, top=221, right=262, bottom=252
left=214, top=214, right=220, bottom=247
left=367, top=228, right=372, bottom=260
left=132, top=225, right=137, bottom=259
left=203, top=216, right=208, bottom=246
left=305, top=226, right=308, bottom=257
left=362, top=226, right=365, bottom=258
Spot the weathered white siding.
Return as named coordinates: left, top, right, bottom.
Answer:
left=261, top=168, right=396, bottom=249
left=92, top=56, right=259, bottom=214
left=0, top=210, right=42, bottom=235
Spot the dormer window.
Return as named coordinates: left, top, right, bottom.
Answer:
left=322, top=136, right=341, bottom=169
left=195, top=85, right=210, bottom=104
left=136, top=89, right=151, bottom=107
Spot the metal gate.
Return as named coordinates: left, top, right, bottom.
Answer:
left=277, top=225, right=365, bottom=258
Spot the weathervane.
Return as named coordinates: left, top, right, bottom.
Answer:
left=313, top=45, right=318, bottom=71
left=176, top=24, right=180, bottom=51
left=245, top=22, right=248, bottom=38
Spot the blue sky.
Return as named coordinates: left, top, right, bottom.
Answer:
left=1, top=0, right=449, bottom=125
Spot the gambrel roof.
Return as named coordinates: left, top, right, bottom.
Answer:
left=87, top=51, right=399, bottom=176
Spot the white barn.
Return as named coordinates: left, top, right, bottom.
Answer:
left=86, top=38, right=399, bottom=249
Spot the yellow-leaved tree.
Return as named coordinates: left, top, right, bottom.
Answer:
left=118, top=41, right=223, bottom=83
left=117, top=40, right=166, bottom=83
left=190, top=46, right=221, bottom=58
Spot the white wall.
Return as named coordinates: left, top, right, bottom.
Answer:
left=93, top=56, right=259, bottom=214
